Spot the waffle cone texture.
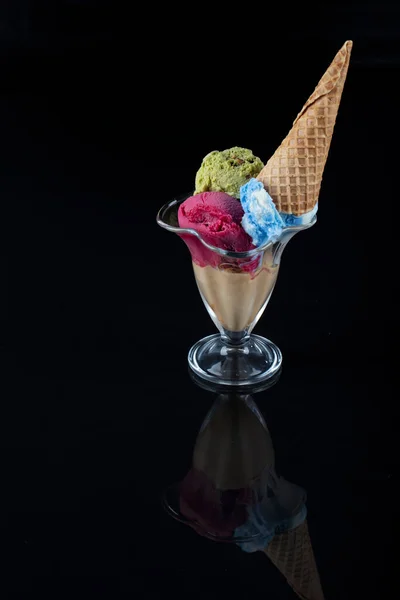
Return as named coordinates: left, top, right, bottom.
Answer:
left=257, top=40, right=353, bottom=215
left=264, top=520, right=325, bottom=600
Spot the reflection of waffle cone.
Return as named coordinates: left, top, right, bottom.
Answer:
left=264, top=521, right=325, bottom=600
left=257, top=40, right=352, bottom=215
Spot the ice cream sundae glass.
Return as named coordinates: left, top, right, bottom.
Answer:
left=157, top=41, right=352, bottom=387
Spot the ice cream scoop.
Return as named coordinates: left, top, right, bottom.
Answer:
left=178, top=191, right=253, bottom=267
left=236, top=497, right=307, bottom=553
left=240, top=178, right=285, bottom=247
left=195, top=147, right=264, bottom=198
left=280, top=203, right=318, bottom=226
left=235, top=469, right=307, bottom=553
left=179, top=467, right=248, bottom=539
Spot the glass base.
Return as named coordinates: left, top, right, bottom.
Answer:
left=188, top=333, right=282, bottom=388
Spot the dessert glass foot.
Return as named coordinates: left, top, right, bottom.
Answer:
left=157, top=196, right=316, bottom=387
left=188, top=333, right=282, bottom=387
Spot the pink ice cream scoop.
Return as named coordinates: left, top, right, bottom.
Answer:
left=179, top=468, right=249, bottom=539
left=178, top=192, right=253, bottom=267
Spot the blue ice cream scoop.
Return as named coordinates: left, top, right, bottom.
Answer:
left=280, top=202, right=318, bottom=226
left=234, top=469, right=307, bottom=553
left=240, top=179, right=284, bottom=247
left=240, top=179, right=318, bottom=246
left=235, top=502, right=307, bottom=553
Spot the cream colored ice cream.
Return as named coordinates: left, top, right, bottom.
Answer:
left=193, top=249, right=279, bottom=332
left=193, top=395, right=274, bottom=490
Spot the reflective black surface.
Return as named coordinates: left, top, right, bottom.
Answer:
left=0, top=348, right=395, bottom=597
left=1, top=5, right=397, bottom=598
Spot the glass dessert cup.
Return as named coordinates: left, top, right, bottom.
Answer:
left=162, top=392, right=276, bottom=545
left=162, top=384, right=306, bottom=548
left=157, top=196, right=316, bottom=387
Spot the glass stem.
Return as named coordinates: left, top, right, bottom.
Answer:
left=221, top=329, right=250, bottom=347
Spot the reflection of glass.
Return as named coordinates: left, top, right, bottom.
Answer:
left=162, top=378, right=325, bottom=599
left=157, top=196, right=316, bottom=387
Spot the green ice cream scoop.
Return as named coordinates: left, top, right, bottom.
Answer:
left=194, top=147, right=264, bottom=199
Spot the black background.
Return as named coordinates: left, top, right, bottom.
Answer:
left=0, top=2, right=398, bottom=598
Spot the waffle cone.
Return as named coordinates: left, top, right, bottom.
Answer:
left=264, top=520, right=325, bottom=600
left=257, top=40, right=353, bottom=215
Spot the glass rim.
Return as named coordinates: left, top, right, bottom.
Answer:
left=156, top=197, right=317, bottom=259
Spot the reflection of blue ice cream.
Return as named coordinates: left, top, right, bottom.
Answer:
left=240, top=179, right=284, bottom=247
left=234, top=468, right=307, bottom=553
left=280, top=203, right=318, bottom=226
left=235, top=503, right=307, bottom=553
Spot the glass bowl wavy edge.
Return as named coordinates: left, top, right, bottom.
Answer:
left=156, top=196, right=317, bottom=260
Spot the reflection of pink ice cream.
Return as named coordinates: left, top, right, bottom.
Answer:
left=178, top=465, right=306, bottom=547
left=179, top=468, right=249, bottom=539
left=178, top=192, right=253, bottom=267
